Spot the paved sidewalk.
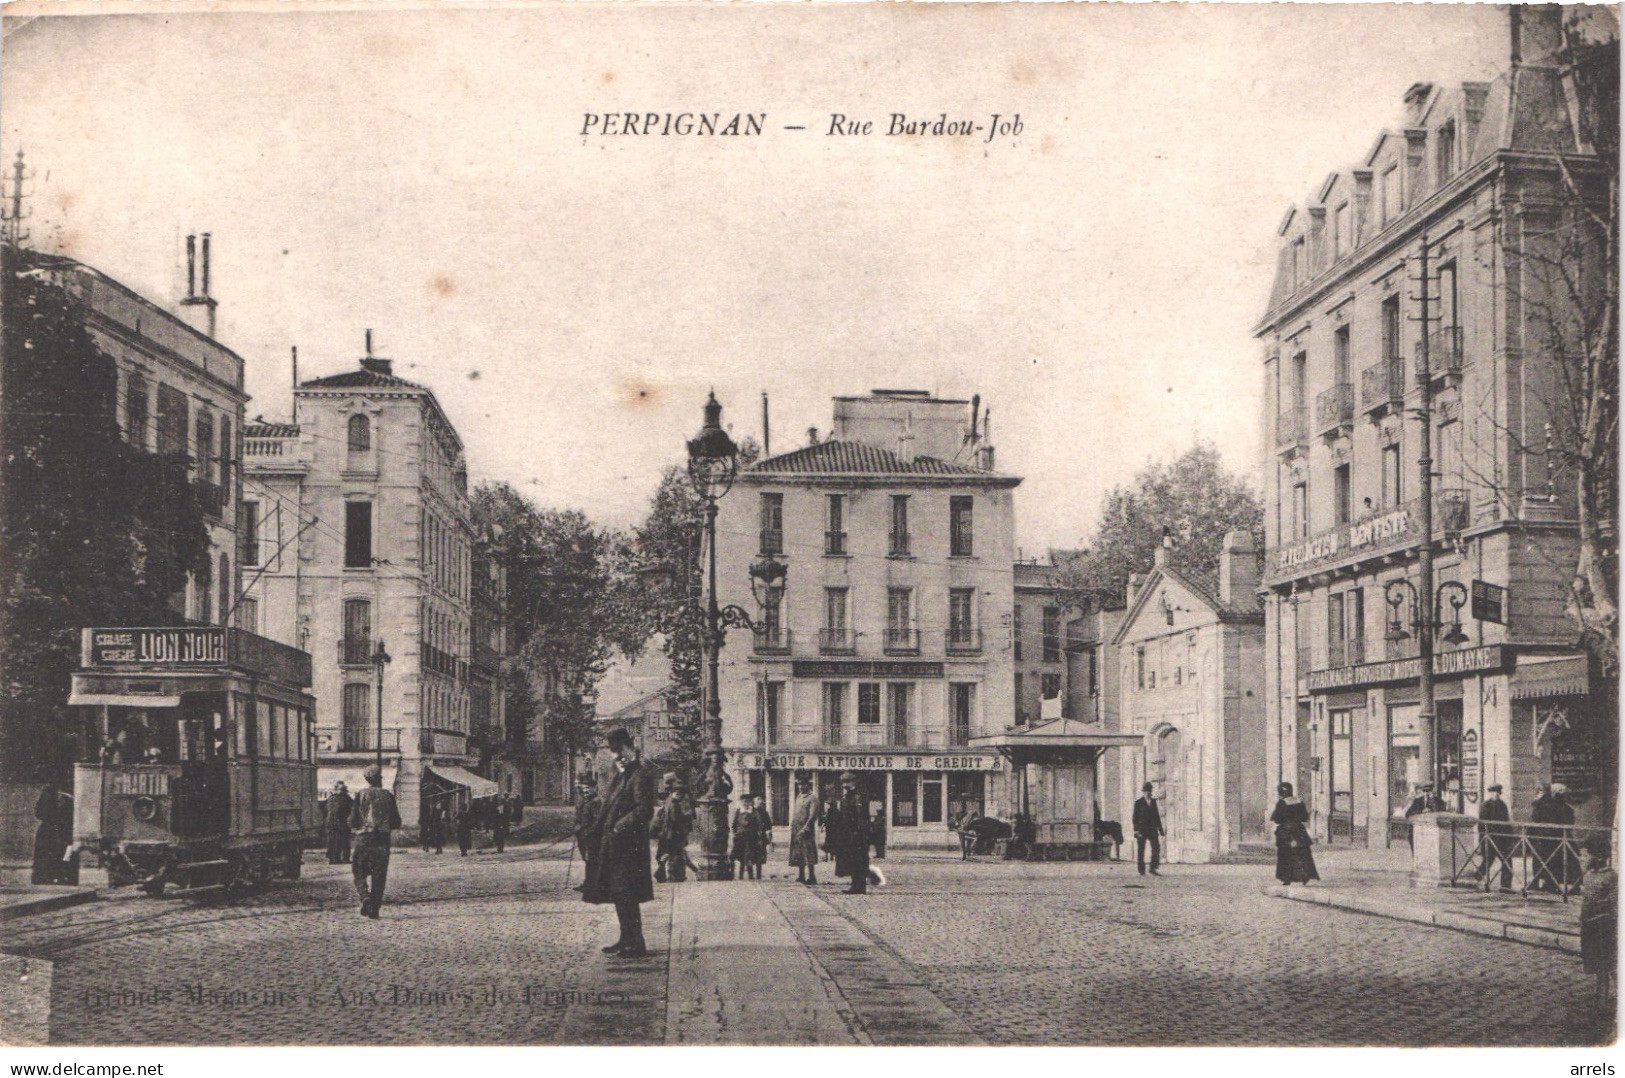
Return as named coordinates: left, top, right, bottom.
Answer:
left=1269, top=860, right=1584, bottom=954
left=0, top=886, right=96, bottom=922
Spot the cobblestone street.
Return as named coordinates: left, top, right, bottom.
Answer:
left=0, top=846, right=1612, bottom=1047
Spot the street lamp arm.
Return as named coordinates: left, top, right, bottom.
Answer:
left=717, top=605, right=758, bottom=633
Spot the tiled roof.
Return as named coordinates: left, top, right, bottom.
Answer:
left=1170, top=566, right=1264, bottom=622
left=245, top=422, right=299, bottom=438
left=299, top=368, right=428, bottom=391
left=750, top=440, right=996, bottom=477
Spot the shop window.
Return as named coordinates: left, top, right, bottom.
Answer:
left=770, top=770, right=790, bottom=826
left=892, top=773, right=918, bottom=827
left=921, top=772, right=944, bottom=824
left=947, top=772, right=985, bottom=821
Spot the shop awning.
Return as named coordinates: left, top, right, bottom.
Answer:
left=1512, top=655, right=1590, bottom=700
left=972, top=717, right=1144, bottom=761
left=318, top=765, right=397, bottom=800
left=425, top=764, right=500, bottom=798
left=67, top=692, right=183, bottom=708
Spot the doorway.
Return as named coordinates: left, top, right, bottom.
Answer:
left=1151, top=726, right=1183, bottom=862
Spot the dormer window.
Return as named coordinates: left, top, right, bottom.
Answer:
left=1435, top=121, right=1457, bottom=186
left=1334, top=203, right=1350, bottom=257
left=1291, top=236, right=1306, bottom=289
left=1380, top=165, right=1401, bottom=225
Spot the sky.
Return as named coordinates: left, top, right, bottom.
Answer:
left=0, top=3, right=1512, bottom=555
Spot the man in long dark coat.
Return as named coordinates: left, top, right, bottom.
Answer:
left=1478, top=783, right=1514, bottom=892
left=32, top=781, right=72, bottom=884
left=325, top=782, right=354, bottom=865
left=574, top=777, right=601, bottom=871
left=580, top=729, right=656, bottom=957
left=825, top=772, right=874, bottom=895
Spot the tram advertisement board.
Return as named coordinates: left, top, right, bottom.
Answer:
left=84, top=627, right=226, bottom=666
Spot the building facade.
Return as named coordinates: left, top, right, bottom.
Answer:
left=1113, top=534, right=1267, bottom=863
left=1013, top=561, right=1068, bottom=727
left=1255, top=7, right=1613, bottom=848
left=243, top=350, right=489, bottom=829
left=715, top=390, right=1020, bottom=845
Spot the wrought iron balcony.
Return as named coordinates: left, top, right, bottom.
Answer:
left=825, top=531, right=847, bottom=556
left=1325, top=638, right=1367, bottom=670
left=819, top=628, right=855, bottom=654
left=1361, top=360, right=1404, bottom=412
left=820, top=722, right=845, bottom=747
left=883, top=627, right=921, bottom=655
left=338, top=725, right=400, bottom=753
left=946, top=627, right=982, bottom=655
left=1436, top=488, right=1470, bottom=534
left=886, top=724, right=911, bottom=747
left=1275, top=407, right=1307, bottom=451
left=753, top=627, right=792, bottom=655
left=1316, top=382, right=1354, bottom=436
left=948, top=722, right=972, bottom=748
left=338, top=636, right=374, bottom=667
left=758, top=528, right=784, bottom=556
left=1425, top=326, right=1464, bottom=379
left=888, top=532, right=912, bottom=557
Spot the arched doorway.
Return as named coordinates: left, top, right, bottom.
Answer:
left=1149, top=724, right=1184, bottom=863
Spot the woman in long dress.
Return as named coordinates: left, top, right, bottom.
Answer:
left=788, top=778, right=821, bottom=884
left=1270, top=781, right=1319, bottom=886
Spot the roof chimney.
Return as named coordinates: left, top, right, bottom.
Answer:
left=807, top=427, right=820, bottom=447
left=1219, top=529, right=1260, bottom=605
left=177, top=231, right=219, bottom=338
left=1510, top=5, right=1564, bottom=67
left=360, top=328, right=394, bottom=376
left=1154, top=526, right=1173, bottom=569
left=1126, top=572, right=1146, bottom=610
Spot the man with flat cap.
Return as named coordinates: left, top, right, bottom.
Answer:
left=825, top=771, right=876, bottom=894
left=581, top=728, right=657, bottom=957
left=1478, top=782, right=1514, bottom=892
left=349, top=764, right=401, bottom=919
left=325, top=781, right=353, bottom=865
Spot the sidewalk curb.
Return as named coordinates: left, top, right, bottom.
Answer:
left=1268, top=884, right=1581, bottom=955
left=0, top=887, right=97, bottom=921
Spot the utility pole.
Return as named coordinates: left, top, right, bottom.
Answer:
left=1415, top=234, right=1437, bottom=792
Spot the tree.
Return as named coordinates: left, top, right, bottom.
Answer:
left=1057, top=441, right=1263, bottom=607
left=471, top=483, right=642, bottom=761
left=0, top=247, right=212, bottom=782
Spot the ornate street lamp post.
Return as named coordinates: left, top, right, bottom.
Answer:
left=372, top=638, right=391, bottom=771
left=685, top=392, right=787, bottom=880
left=1384, top=577, right=1471, bottom=801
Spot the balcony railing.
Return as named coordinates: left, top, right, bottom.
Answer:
left=1275, top=407, right=1307, bottom=450
left=819, top=628, right=855, bottom=654
left=948, top=722, right=971, bottom=748
left=1315, top=382, right=1354, bottom=435
left=886, top=724, right=911, bottom=747
left=759, top=528, right=784, bottom=556
left=754, top=627, right=792, bottom=655
left=338, top=636, right=374, bottom=667
left=946, top=627, right=982, bottom=655
left=1436, top=488, right=1470, bottom=534
left=825, top=531, right=847, bottom=556
left=339, top=725, right=401, bottom=753
left=1425, top=326, right=1463, bottom=379
left=889, top=532, right=912, bottom=557
left=420, top=641, right=466, bottom=681
left=245, top=435, right=297, bottom=457
left=883, top=627, right=920, bottom=655
left=821, top=723, right=844, bottom=747
left=1325, top=638, right=1367, bottom=670
left=1361, top=360, right=1404, bottom=412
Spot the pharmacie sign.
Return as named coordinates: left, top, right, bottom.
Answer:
left=739, top=752, right=1000, bottom=772
left=1267, top=502, right=1417, bottom=581
left=83, top=627, right=226, bottom=667
left=1307, top=645, right=1508, bottom=693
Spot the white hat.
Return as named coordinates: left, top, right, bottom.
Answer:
left=1550, top=782, right=1568, bottom=795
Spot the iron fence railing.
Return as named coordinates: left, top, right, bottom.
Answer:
left=1440, top=816, right=1613, bottom=903
left=1315, top=382, right=1354, bottom=435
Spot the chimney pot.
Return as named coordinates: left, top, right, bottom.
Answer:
left=1219, top=529, right=1260, bottom=606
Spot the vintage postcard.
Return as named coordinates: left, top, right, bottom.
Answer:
left=0, top=0, right=1617, bottom=1061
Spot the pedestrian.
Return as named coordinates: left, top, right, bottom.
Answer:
left=789, top=777, right=821, bottom=884
left=1132, top=782, right=1164, bottom=877
left=455, top=803, right=474, bottom=856
left=1530, top=784, right=1563, bottom=893
left=654, top=775, right=694, bottom=883
left=1477, top=783, right=1514, bottom=892
left=31, top=780, right=72, bottom=885
left=870, top=808, right=887, bottom=860
left=326, top=782, right=353, bottom=865
left=1270, top=781, right=1319, bottom=886
left=580, top=728, right=657, bottom=958
left=1580, top=833, right=1616, bottom=1011
left=574, top=777, right=601, bottom=873
left=492, top=800, right=510, bottom=853
left=751, top=794, right=773, bottom=875
left=731, top=794, right=764, bottom=879
left=349, top=763, right=401, bottom=919
left=421, top=799, right=446, bottom=854
left=825, top=772, right=878, bottom=894
left=1549, top=783, right=1578, bottom=889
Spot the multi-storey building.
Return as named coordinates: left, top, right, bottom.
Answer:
left=243, top=346, right=496, bottom=830
left=1113, top=534, right=1266, bottom=863
left=715, top=390, right=1019, bottom=845
left=1255, top=6, right=1612, bottom=848
left=1013, top=560, right=1068, bottom=726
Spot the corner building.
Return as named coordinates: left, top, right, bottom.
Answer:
left=715, top=391, right=1019, bottom=846
left=1255, top=7, right=1613, bottom=847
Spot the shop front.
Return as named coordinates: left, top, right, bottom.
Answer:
left=735, top=749, right=1003, bottom=849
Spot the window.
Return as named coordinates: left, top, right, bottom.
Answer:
left=821, top=683, right=846, bottom=745
left=949, top=683, right=975, bottom=746
left=1014, top=671, right=1025, bottom=723
left=345, top=501, right=373, bottom=568
left=947, top=772, right=984, bottom=820
left=1334, top=324, right=1351, bottom=387
left=892, top=772, right=918, bottom=827
left=1379, top=445, right=1402, bottom=508
left=757, top=681, right=782, bottom=744
left=1013, top=605, right=1023, bottom=661
left=887, top=682, right=912, bottom=744
left=886, top=588, right=914, bottom=651
left=196, top=411, right=214, bottom=480
left=824, top=588, right=849, bottom=644
left=759, top=494, right=783, bottom=555
left=218, top=554, right=231, bottom=627
left=1136, top=646, right=1147, bottom=689
left=241, top=502, right=261, bottom=566
left=949, top=588, right=976, bottom=648
left=155, top=384, right=188, bottom=456
left=236, top=595, right=259, bottom=635
left=1291, top=236, right=1306, bottom=289
left=1334, top=203, right=1350, bottom=256
left=857, top=682, right=881, bottom=725
left=1042, top=607, right=1061, bottom=662
left=889, top=495, right=911, bottom=556
left=1334, top=464, right=1352, bottom=526
left=1292, top=483, right=1309, bottom=540
left=1438, top=262, right=1458, bottom=332
left=342, top=683, right=371, bottom=749
left=348, top=413, right=371, bottom=453
left=343, top=598, right=372, bottom=665
left=922, top=772, right=944, bottom=823
left=1381, top=165, right=1401, bottom=225
left=769, top=770, right=789, bottom=826
left=825, top=494, right=846, bottom=555
left=1087, top=648, right=1098, bottom=697
left=1291, top=352, right=1308, bottom=414
left=195, top=560, right=212, bottom=624
left=1041, top=672, right=1062, bottom=701
left=1435, top=121, right=1456, bottom=186
left=949, top=496, right=974, bottom=557
left=1349, top=589, right=1366, bottom=666
left=1382, top=294, right=1402, bottom=383
left=126, top=373, right=149, bottom=448
left=1328, top=592, right=1346, bottom=668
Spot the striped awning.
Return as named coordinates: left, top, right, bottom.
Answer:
left=1511, top=655, right=1590, bottom=700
